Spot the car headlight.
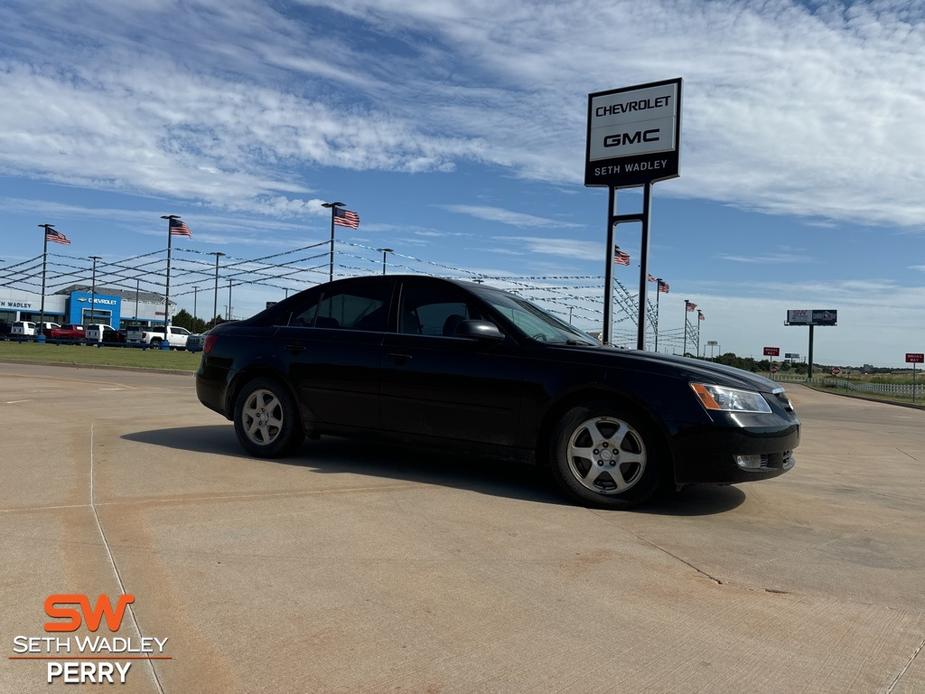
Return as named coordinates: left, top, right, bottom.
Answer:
left=690, top=383, right=772, bottom=413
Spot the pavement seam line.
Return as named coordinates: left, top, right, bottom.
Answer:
left=89, top=421, right=167, bottom=694
left=886, top=634, right=925, bottom=693
left=587, top=510, right=725, bottom=585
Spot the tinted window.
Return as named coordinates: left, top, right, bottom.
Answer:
left=315, top=281, right=391, bottom=331
left=288, top=290, right=323, bottom=327
left=399, top=281, right=482, bottom=336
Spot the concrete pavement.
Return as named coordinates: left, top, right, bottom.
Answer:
left=0, top=363, right=923, bottom=692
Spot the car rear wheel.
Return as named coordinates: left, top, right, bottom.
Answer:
left=550, top=403, right=664, bottom=509
left=233, top=378, right=304, bottom=458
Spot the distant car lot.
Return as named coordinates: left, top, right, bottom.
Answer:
left=1, top=324, right=203, bottom=349
left=0, top=363, right=922, bottom=693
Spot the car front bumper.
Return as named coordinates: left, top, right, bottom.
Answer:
left=670, top=416, right=800, bottom=485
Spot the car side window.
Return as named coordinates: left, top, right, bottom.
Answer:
left=399, top=282, right=483, bottom=336
left=286, top=290, right=323, bottom=327
left=313, top=281, right=391, bottom=332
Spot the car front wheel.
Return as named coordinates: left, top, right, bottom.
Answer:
left=233, top=378, right=304, bottom=458
left=550, top=403, right=665, bottom=509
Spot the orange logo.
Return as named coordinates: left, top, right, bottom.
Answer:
left=43, top=594, right=135, bottom=633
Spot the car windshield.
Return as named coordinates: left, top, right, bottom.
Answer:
left=478, top=288, right=598, bottom=346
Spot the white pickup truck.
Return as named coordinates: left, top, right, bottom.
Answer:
left=126, top=325, right=192, bottom=349
left=85, top=324, right=115, bottom=343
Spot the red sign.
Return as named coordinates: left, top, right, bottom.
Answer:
left=770, top=365, right=780, bottom=373
left=906, top=353, right=924, bottom=364
left=763, top=346, right=780, bottom=357
left=831, top=367, right=841, bottom=375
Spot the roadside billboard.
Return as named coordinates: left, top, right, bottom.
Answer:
left=763, top=346, right=780, bottom=357
left=906, top=353, right=924, bottom=364
left=786, top=309, right=837, bottom=326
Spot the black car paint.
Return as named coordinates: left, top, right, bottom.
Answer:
left=196, top=276, right=799, bottom=485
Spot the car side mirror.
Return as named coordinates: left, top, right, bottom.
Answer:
left=455, top=319, right=504, bottom=341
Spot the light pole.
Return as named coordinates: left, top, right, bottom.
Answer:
left=193, top=286, right=199, bottom=321
left=209, top=251, right=225, bottom=324
left=134, top=278, right=140, bottom=321
left=227, top=280, right=233, bottom=320
left=88, top=256, right=102, bottom=326
left=377, top=247, right=393, bottom=275
left=322, top=201, right=344, bottom=282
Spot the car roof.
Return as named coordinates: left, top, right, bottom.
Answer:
left=324, top=274, right=500, bottom=293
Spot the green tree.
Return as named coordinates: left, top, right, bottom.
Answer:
left=172, top=309, right=208, bottom=334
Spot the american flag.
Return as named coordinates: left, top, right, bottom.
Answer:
left=698, top=310, right=705, bottom=321
left=333, top=207, right=360, bottom=229
left=169, top=217, right=192, bottom=237
left=613, top=246, right=631, bottom=266
left=658, top=280, right=670, bottom=294
left=686, top=301, right=697, bottom=312
left=45, top=228, right=71, bottom=245
left=647, top=273, right=658, bottom=282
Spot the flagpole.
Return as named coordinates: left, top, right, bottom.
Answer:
left=697, top=311, right=702, bottom=357
left=37, top=224, right=50, bottom=343
left=322, top=201, right=345, bottom=283
left=160, top=215, right=176, bottom=351
left=328, top=206, right=335, bottom=282
left=697, top=309, right=701, bottom=358
left=682, top=299, right=688, bottom=357
left=654, top=282, right=660, bottom=352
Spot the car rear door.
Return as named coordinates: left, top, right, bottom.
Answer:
left=273, top=277, right=395, bottom=433
left=379, top=278, right=528, bottom=448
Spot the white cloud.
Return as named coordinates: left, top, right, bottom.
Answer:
left=442, top=205, right=581, bottom=228
left=300, top=0, right=925, bottom=228
left=718, top=253, right=812, bottom=264
left=496, top=236, right=603, bottom=259
left=1, top=0, right=924, bottom=231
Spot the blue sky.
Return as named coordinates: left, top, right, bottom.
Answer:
left=1, top=0, right=923, bottom=365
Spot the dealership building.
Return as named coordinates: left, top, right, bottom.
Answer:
left=0, top=285, right=176, bottom=329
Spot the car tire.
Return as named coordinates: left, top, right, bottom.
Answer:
left=151, top=338, right=162, bottom=347
left=233, top=377, right=304, bottom=458
left=549, top=402, right=666, bottom=509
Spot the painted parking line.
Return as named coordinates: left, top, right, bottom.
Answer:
left=3, top=400, right=30, bottom=404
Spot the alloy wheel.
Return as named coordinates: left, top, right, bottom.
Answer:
left=242, top=389, right=284, bottom=446
left=566, top=416, right=647, bottom=495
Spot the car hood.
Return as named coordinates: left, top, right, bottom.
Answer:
left=551, top=345, right=781, bottom=392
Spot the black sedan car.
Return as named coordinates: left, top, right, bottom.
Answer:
left=196, top=275, right=798, bottom=508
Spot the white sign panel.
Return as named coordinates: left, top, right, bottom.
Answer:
left=588, top=84, right=678, bottom=161
left=585, top=78, right=682, bottom=187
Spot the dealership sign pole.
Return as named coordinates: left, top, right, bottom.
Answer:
left=585, top=78, right=682, bottom=348
left=907, top=353, right=924, bottom=404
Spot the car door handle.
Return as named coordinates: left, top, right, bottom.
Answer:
left=388, top=352, right=413, bottom=362
left=286, top=344, right=306, bottom=353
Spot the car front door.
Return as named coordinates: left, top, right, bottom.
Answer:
left=379, top=278, right=528, bottom=448
left=274, top=277, right=394, bottom=433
